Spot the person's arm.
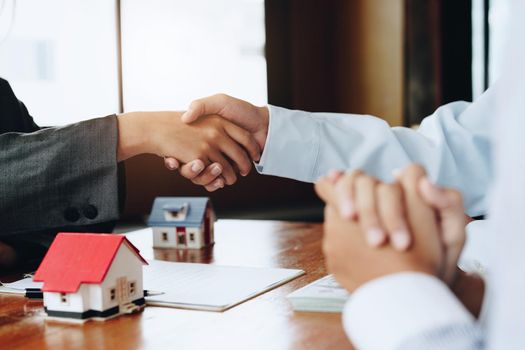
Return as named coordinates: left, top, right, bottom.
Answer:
left=0, top=116, right=121, bottom=236
left=261, top=86, right=494, bottom=217
left=343, top=273, right=481, bottom=350
left=1, top=111, right=260, bottom=237
left=180, top=87, right=496, bottom=215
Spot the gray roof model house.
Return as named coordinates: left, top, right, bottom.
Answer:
left=148, top=197, right=215, bottom=249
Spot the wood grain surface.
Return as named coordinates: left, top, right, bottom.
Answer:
left=0, top=220, right=353, bottom=350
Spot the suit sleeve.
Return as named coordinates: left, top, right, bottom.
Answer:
left=256, top=85, right=497, bottom=216
left=0, top=116, right=121, bottom=236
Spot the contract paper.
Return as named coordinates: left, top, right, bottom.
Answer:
left=144, top=259, right=304, bottom=311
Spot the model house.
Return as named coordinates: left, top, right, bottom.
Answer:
left=148, top=197, right=215, bottom=249
left=33, top=232, right=148, bottom=322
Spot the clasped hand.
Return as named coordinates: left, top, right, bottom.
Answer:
left=314, top=164, right=467, bottom=292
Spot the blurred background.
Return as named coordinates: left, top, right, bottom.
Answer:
left=0, top=0, right=509, bottom=222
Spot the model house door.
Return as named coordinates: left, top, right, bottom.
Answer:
left=116, top=276, right=130, bottom=305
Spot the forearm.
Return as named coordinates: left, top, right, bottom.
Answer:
left=259, top=98, right=491, bottom=215
left=343, top=273, right=476, bottom=350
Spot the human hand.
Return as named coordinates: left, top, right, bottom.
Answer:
left=161, top=94, right=269, bottom=190
left=181, top=94, right=269, bottom=150
left=117, top=111, right=260, bottom=185
left=163, top=158, right=227, bottom=192
left=318, top=169, right=468, bottom=256
left=315, top=165, right=446, bottom=292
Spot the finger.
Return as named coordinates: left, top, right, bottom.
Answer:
left=398, top=164, right=442, bottom=269
left=315, top=176, right=338, bottom=204
left=376, top=182, right=411, bottom=251
left=181, top=94, right=230, bottom=123
left=355, top=174, right=386, bottom=247
left=327, top=170, right=344, bottom=183
left=189, top=163, right=223, bottom=186
left=164, top=157, right=180, bottom=170
left=178, top=160, right=207, bottom=180
left=333, top=170, right=364, bottom=219
left=216, top=134, right=253, bottom=177
left=313, top=171, right=344, bottom=205
left=204, top=177, right=226, bottom=192
left=224, top=122, right=261, bottom=162
left=419, top=177, right=466, bottom=283
left=418, top=177, right=466, bottom=244
left=209, top=151, right=237, bottom=185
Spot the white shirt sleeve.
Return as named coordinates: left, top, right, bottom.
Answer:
left=256, top=85, right=498, bottom=216
left=342, top=272, right=475, bottom=350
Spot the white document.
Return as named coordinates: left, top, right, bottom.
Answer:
left=144, top=259, right=304, bottom=311
left=1, top=277, right=43, bottom=290
left=1, top=260, right=304, bottom=312
left=286, top=275, right=349, bottom=313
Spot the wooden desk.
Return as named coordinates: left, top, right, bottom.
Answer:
left=0, top=220, right=353, bottom=350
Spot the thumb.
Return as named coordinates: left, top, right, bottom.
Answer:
left=181, top=94, right=229, bottom=123
left=419, top=176, right=466, bottom=284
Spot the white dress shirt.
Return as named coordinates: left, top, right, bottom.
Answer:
left=257, top=85, right=497, bottom=216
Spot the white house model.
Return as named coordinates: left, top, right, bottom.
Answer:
left=148, top=197, right=215, bottom=249
left=33, top=232, right=148, bottom=322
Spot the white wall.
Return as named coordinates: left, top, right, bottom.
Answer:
left=120, top=0, right=267, bottom=112
left=98, top=242, right=144, bottom=310
left=0, top=0, right=119, bottom=126
left=44, top=284, right=89, bottom=313
left=0, top=0, right=267, bottom=126
left=153, top=227, right=176, bottom=248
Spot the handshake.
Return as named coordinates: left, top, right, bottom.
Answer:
left=117, top=94, right=269, bottom=191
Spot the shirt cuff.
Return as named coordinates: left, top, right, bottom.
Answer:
left=255, top=105, right=320, bottom=182
left=343, top=272, right=474, bottom=350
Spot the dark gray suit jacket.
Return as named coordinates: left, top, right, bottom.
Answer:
left=0, top=78, right=124, bottom=265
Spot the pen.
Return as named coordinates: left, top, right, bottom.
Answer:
left=144, top=290, right=164, bottom=297
left=0, top=287, right=43, bottom=299
left=24, top=288, right=44, bottom=299
left=0, top=288, right=164, bottom=299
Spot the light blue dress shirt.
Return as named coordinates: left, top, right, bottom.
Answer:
left=257, top=85, right=496, bottom=217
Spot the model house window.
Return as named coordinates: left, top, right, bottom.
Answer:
left=110, top=288, right=116, bottom=301
left=60, top=293, right=68, bottom=304
left=162, top=232, right=168, bottom=241
left=129, top=281, right=136, bottom=295
left=163, top=203, right=189, bottom=221
left=189, top=233, right=195, bottom=242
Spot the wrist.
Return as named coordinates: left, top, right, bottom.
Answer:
left=116, top=112, right=152, bottom=161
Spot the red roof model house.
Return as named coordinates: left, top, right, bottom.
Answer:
left=33, top=232, right=148, bottom=322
